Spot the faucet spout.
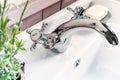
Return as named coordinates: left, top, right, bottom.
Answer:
left=51, top=19, right=118, bottom=53
left=27, top=19, right=119, bottom=53
left=27, top=6, right=119, bottom=53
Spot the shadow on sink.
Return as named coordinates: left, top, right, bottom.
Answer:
left=24, top=45, right=62, bottom=63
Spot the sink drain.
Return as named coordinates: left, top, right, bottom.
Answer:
left=75, top=59, right=80, bottom=68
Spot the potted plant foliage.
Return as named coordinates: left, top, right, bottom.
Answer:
left=0, top=0, right=29, bottom=80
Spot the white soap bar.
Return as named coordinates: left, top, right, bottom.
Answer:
left=85, top=5, right=109, bottom=20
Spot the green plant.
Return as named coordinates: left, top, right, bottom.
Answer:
left=0, top=0, right=29, bottom=80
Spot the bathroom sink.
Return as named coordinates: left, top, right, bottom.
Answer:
left=15, top=0, right=120, bottom=80
left=82, top=23, right=120, bottom=80
left=23, top=22, right=120, bottom=80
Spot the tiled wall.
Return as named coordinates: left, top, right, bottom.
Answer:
left=43, top=1, right=61, bottom=19
left=20, top=0, right=76, bottom=31
left=61, top=0, right=77, bottom=8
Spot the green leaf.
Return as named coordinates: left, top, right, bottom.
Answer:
left=10, top=25, right=19, bottom=44
left=0, top=3, right=1, bottom=15
left=16, top=41, right=20, bottom=48
left=3, top=16, right=10, bottom=31
left=20, top=48, right=26, bottom=51
left=0, top=42, right=3, bottom=51
left=11, top=25, right=19, bottom=36
left=0, top=47, right=3, bottom=51
left=15, top=40, right=23, bottom=48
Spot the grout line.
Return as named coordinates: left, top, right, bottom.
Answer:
left=60, top=0, right=63, bottom=10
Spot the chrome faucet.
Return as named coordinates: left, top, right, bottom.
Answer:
left=27, top=7, right=119, bottom=53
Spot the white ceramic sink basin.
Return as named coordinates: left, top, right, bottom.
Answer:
left=81, top=23, right=120, bottom=80
left=22, top=23, right=120, bottom=80
left=24, top=31, right=103, bottom=80
left=16, top=0, right=120, bottom=80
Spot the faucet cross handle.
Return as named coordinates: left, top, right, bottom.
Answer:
left=26, top=22, right=49, bottom=50
left=26, top=22, right=49, bottom=41
left=41, top=22, right=48, bottom=32
left=26, top=29, right=42, bottom=50
left=67, top=6, right=86, bottom=19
